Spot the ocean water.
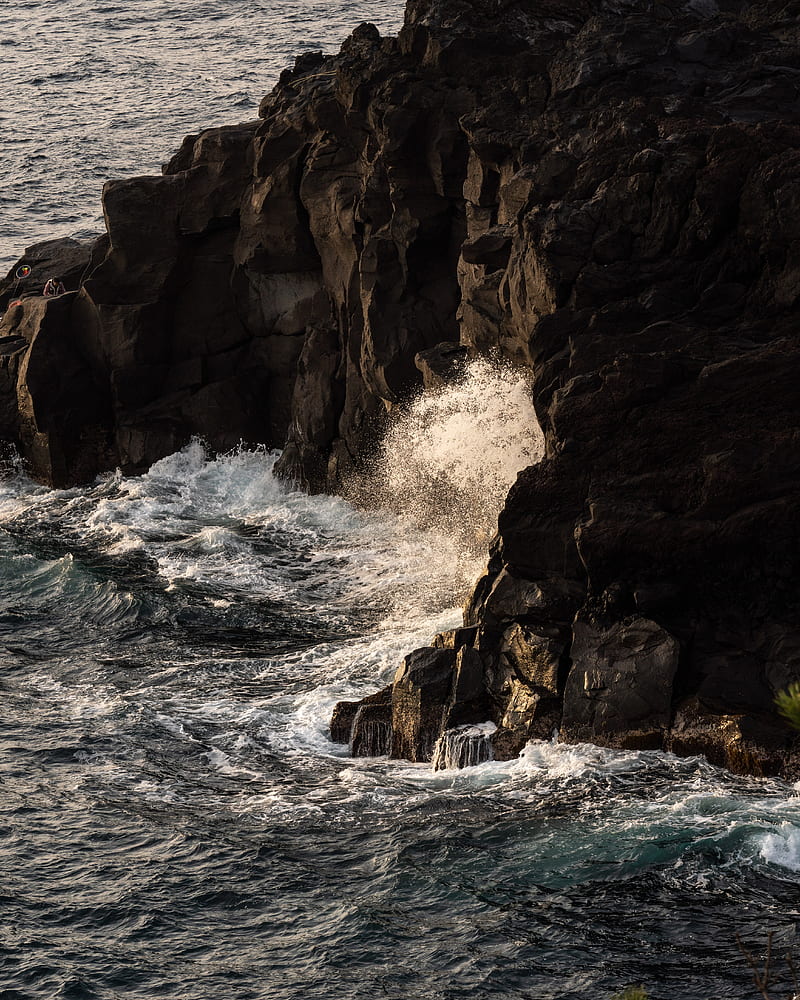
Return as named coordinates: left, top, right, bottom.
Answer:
left=1, top=4, right=800, bottom=999
left=0, top=0, right=405, bottom=272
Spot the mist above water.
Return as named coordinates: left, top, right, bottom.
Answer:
left=351, top=357, right=543, bottom=596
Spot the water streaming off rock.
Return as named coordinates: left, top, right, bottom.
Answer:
left=432, top=723, right=496, bottom=771
left=350, top=701, right=393, bottom=757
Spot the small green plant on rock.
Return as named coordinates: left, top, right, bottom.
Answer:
left=776, top=682, right=800, bottom=732
left=731, top=689, right=800, bottom=1000
left=611, top=988, right=648, bottom=1000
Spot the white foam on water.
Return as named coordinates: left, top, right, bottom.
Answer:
left=152, top=712, right=193, bottom=740
left=206, top=747, right=262, bottom=779
left=512, top=737, right=646, bottom=781
left=228, top=789, right=326, bottom=823
left=758, top=822, right=800, bottom=872
left=282, top=607, right=462, bottom=749
left=40, top=360, right=540, bottom=810
left=65, top=440, right=464, bottom=623
left=22, top=673, right=128, bottom=723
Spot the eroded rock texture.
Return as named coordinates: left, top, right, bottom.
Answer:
left=2, top=0, right=799, bottom=773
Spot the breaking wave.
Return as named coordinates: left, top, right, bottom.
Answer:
left=351, top=356, right=543, bottom=593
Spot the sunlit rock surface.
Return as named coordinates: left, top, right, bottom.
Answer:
left=1, top=0, right=799, bottom=774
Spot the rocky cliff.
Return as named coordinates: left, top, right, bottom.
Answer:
left=1, top=0, right=799, bottom=775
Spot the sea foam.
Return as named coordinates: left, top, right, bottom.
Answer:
left=759, top=821, right=800, bottom=872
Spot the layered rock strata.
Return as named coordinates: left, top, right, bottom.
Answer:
left=2, top=0, right=799, bottom=773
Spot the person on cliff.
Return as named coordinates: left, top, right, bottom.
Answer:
left=43, top=276, right=66, bottom=297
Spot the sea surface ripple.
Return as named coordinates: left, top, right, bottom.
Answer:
left=0, top=444, right=798, bottom=1000
left=0, top=0, right=405, bottom=272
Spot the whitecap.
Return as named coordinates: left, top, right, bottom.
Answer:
left=759, top=822, right=800, bottom=872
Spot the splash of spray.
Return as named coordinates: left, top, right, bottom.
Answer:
left=350, top=356, right=544, bottom=602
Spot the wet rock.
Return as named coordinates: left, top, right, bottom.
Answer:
left=499, top=623, right=564, bottom=696
left=4, top=294, right=116, bottom=486
left=432, top=625, right=479, bottom=651
left=414, top=341, right=470, bottom=390
left=489, top=625, right=564, bottom=758
left=469, top=568, right=584, bottom=631
left=490, top=691, right=563, bottom=761
left=669, top=698, right=791, bottom=778
left=561, top=615, right=681, bottom=748
left=330, top=702, right=360, bottom=745
left=490, top=726, right=529, bottom=762
left=441, top=646, right=492, bottom=730
left=432, top=723, right=494, bottom=771
left=330, top=684, right=392, bottom=747
left=351, top=700, right=393, bottom=758
left=390, top=647, right=457, bottom=763
left=498, top=681, right=540, bottom=736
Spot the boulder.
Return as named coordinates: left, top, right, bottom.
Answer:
left=330, top=701, right=360, bottom=745
left=499, top=623, right=564, bottom=696
left=330, top=684, right=392, bottom=747
left=351, top=701, right=393, bottom=757
left=390, top=647, right=457, bottom=762
left=441, top=646, right=492, bottom=730
left=561, top=615, right=681, bottom=749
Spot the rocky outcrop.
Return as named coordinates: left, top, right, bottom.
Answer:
left=0, top=236, right=96, bottom=312
left=3, top=0, right=800, bottom=773
left=560, top=614, right=681, bottom=749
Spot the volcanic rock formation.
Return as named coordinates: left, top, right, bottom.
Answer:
left=2, top=0, right=799, bottom=774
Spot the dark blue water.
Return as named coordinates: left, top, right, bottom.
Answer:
left=1, top=4, right=799, bottom=998
left=0, top=443, right=798, bottom=1000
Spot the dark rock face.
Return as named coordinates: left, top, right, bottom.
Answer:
left=330, top=684, right=394, bottom=756
left=330, top=700, right=361, bottom=745
left=4, top=0, right=800, bottom=772
left=0, top=237, right=96, bottom=311
left=330, top=639, right=494, bottom=765
left=561, top=614, right=680, bottom=750
left=323, top=0, right=800, bottom=776
left=391, top=647, right=457, bottom=762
